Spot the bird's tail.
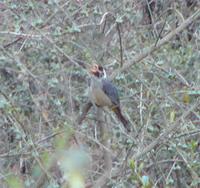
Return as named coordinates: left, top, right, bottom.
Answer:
left=112, top=106, right=131, bottom=132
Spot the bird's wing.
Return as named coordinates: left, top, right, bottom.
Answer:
left=102, top=79, right=120, bottom=106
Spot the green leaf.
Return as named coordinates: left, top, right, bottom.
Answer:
left=116, top=16, right=123, bottom=23
left=138, top=162, right=144, bottom=172
left=166, top=177, right=174, bottom=185
left=0, top=97, right=9, bottom=109
left=188, top=90, right=200, bottom=95
left=129, top=159, right=135, bottom=170
left=93, top=6, right=102, bottom=16
left=173, top=164, right=181, bottom=170
left=7, top=175, right=24, bottom=188
left=48, top=78, right=59, bottom=87
left=190, top=140, right=198, bottom=151
left=32, top=18, right=43, bottom=27
left=170, top=109, right=176, bottom=123
left=68, top=24, right=81, bottom=33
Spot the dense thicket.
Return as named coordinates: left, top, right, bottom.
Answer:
left=0, top=1, right=200, bottom=187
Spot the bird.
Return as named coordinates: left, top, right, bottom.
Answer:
left=88, top=64, right=131, bottom=132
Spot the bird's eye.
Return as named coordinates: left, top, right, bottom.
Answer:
left=98, top=65, right=103, bottom=71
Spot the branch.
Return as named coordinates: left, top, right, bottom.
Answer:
left=93, top=110, right=112, bottom=188
left=3, top=37, right=23, bottom=48
left=116, top=23, right=123, bottom=67
left=110, top=9, right=200, bottom=79
left=77, top=101, right=92, bottom=124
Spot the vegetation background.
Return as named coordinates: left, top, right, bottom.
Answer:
left=0, top=0, right=200, bottom=187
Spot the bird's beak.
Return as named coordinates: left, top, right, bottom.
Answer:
left=90, top=68, right=97, bottom=75
left=89, top=64, right=98, bottom=75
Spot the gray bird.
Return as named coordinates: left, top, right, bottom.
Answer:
left=89, top=64, right=130, bottom=132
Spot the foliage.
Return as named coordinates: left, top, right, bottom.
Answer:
left=0, top=0, right=200, bottom=187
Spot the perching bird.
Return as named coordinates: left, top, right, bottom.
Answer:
left=89, top=64, right=130, bottom=132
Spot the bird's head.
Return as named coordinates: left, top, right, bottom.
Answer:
left=90, top=64, right=107, bottom=79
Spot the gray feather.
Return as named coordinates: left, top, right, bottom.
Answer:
left=102, top=79, right=120, bottom=106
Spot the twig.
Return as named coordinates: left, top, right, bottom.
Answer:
left=0, top=31, right=43, bottom=38
left=116, top=23, right=123, bottom=67
left=154, top=17, right=167, bottom=47
left=145, top=159, right=184, bottom=170
left=174, top=129, right=200, bottom=139
left=3, top=37, right=23, bottom=48
left=173, top=69, right=190, bottom=87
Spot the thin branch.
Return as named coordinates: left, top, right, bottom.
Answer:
left=145, top=159, right=184, bottom=169
left=174, top=129, right=200, bottom=139
left=116, top=23, right=123, bottom=67
left=3, top=37, right=23, bottom=48
left=154, top=16, right=167, bottom=47
left=0, top=31, right=43, bottom=38
left=77, top=101, right=93, bottom=124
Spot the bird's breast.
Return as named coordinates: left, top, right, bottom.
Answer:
left=89, top=83, right=113, bottom=107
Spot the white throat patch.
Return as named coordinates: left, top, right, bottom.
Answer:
left=102, top=69, right=107, bottom=79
